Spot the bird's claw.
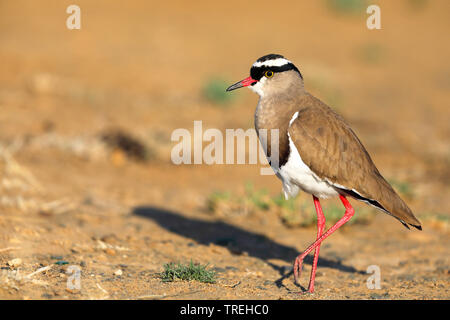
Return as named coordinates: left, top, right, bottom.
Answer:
left=293, top=255, right=304, bottom=285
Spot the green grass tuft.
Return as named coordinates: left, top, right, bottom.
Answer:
left=161, top=261, right=216, bottom=283
left=206, top=191, right=232, bottom=212
left=202, top=77, right=234, bottom=105
left=388, top=178, right=415, bottom=199
left=408, top=0, right=428, bottom=10
left=244, top=182, right=271, bottom=211
left=358, top=43, right=384, bottom=64
left=307, top=77, right=344, bottom=111
left=325, top=0, right=367, bottom=14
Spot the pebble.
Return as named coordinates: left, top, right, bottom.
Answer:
left=101, top=234, right=119, bottom=245
left=114, top=269, right=123, bottom=276
left=225, top=266, right=238, bottom=271
left=7, top=258, right=22, bottom=268
left=105, top=248, right=116, bottom=256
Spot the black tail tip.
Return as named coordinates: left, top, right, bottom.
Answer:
left=412, top=224, right=422, bottom=231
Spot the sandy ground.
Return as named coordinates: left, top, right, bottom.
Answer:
left=0, top=0, right=449, bottom=299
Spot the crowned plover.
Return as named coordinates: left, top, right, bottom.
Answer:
left=226, top=54, right=421, bottom=293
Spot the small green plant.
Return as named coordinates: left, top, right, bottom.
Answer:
left=358, top=43, right=384, bottom=64
left=419, top=212, right=449, bottom=231
left=323, top=204, right=345, bottom=225
left=326, top=204, right=373, bottom=226
left=429, top=213, right=450, bottom=223
left=308, top=77, right=344, bottom=110
left=202, top=77, right=234, bottom=105
left=388, top=178, right=414, bottom=199
left=272, top=193, right=307, bottom=227
left=206, top=191, right=232, bottom=213
left=161, top=261, right=216, bottom=283
left=244, top=182, right=271, bottom=211
left=272, top=193, right=296, bottom=212
left=325, top=0, right=367, bottom=14
left=408, top=0, right=428, bottom=10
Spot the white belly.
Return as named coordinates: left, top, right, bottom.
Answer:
left=274, top=135, right=339, bottom=200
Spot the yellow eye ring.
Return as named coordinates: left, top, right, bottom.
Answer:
left=265, top=70, right=274, bottom=78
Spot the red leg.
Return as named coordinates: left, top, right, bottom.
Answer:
left=307, top=196, right=326, bottom=292
left=293, top=195, right=354, bottom=292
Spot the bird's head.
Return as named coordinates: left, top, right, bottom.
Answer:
left=226, top=54, right=303, bottom=97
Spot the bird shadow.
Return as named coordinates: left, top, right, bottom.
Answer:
left=132, top=206, right=365, bottom=289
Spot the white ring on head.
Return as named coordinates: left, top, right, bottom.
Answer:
left=252, top=58, right=291, bottom=68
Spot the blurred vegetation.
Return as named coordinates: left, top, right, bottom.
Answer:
left=206, top=183, right=271, bottom=217
left=206, top=182, right=375, bottom=228
left=308, top=77, right=344, bottom=110
left=160, top=260, right=216, bottom=283
left=206, top=190, right=233, bottom=213
left=419, top=212, right=449, bottom=232
left=408, top=0, right=429, bottom=10
left=244, top=182, right=271, bottom=211
left=358, top=43, right=385, bottom=64
left=325, top=0, right=367, bottom=14
left=388, top=178, right=415, bottom=199
left=202, top=77, right=235, bottom=106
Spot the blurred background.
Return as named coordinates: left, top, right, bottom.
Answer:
left=0, top=0, right=448, bottom=299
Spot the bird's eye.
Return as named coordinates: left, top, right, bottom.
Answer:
left=265, top=70, right=274, bottom=78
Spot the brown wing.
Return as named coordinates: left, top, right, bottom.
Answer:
left=288, top=100, right=421, bottom=229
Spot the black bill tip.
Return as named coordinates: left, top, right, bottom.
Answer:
left=226, top=81, right=244, bottom=92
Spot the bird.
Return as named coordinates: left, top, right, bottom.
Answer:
left=226, top=54, right=421, bottom=293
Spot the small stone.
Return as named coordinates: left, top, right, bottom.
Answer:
left=101, top=234, right=119, bottom=245
left=105, top=248, right=116, bottom=256
left=111, top=150, right=126, bottom=167
left=114, top=269, right=123, bottom=276
left=66, top=288, right=78, bottom=294
left=7, top=258, right=22, bottom=268
left=225, top=266, right=238, bottom=271
left=96, top=255, right=107, bottom=262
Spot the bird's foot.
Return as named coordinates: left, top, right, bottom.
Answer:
left=289, top=288, right=315, bottom=295
left=293, top=254, right=305, bottom=285
left=307, top=286, right=315, bottom=294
